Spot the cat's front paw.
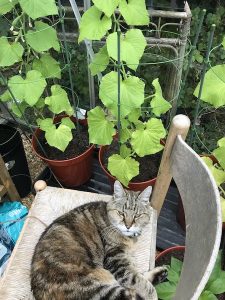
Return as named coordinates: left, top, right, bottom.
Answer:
left=144, top=266, right=168, bottom=284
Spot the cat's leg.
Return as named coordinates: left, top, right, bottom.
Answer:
left=143, top=266, right=168, bottom=284
left=104, top=249, right=157, bottom=300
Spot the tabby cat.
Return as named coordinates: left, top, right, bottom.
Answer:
left=31, top=181, right=165, bottom=300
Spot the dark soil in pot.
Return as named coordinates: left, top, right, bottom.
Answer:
left=102, top=140, right=162, bottom=182
left=36, top=125, right=89, bottom=160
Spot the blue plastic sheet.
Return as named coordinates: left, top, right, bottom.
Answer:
left=0, top=201, right=28, bottom=276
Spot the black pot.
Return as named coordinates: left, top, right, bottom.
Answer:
left=0, top=124, right=32, bottom=198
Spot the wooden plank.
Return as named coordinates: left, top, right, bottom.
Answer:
left=0, top=154, right=20, bottom=201
left=0, top=185, right=7, bottom=197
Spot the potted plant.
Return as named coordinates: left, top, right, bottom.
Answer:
left=0, top=1, right=94, bottom=187
left=155, top=247, right=225, bottom=300
left=78, top=0, right=171, bottom=190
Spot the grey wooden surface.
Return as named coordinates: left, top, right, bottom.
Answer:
left=171, top=136, right=222, bottom=300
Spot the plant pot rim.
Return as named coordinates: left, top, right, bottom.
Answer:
left=99, top=145, right=157, bottom=188
left=32, top=127, right=95, bottom=164
left=156, top=245, right=185, bottom=261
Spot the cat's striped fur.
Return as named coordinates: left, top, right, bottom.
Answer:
left=31, top=181, right=163, bottom=300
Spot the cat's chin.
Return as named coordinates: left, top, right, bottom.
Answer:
left=122, top=231, right=140, bottom=238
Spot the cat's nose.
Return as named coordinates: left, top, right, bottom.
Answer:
left=125, top=221, right=132, bottom=229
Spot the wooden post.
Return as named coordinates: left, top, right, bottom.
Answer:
left=0, top=154, right=20, bottom=201
left=151, top=114, right=190, bottom=216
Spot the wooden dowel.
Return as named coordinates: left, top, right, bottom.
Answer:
left=0, top=154, right=21, bottom=201
left=151, top=114, right=190, bottom=216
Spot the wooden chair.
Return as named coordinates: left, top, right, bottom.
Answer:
left=0, top=154, right=20, bottom=202
left=0, top=115, right=222, bottom=300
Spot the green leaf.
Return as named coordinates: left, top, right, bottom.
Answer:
left=119, top=0, right=149, bottom=26
left=221, top=197, right=225, bottom=222
left=131, top=118, right=166, bottom=157
left=108, top=154, right=139, bottom=187
left=99, top=71, right=145, bottom=117
left=167, top=268, right=180, bottom=284
left=87, top=106, right=116, bottom=145
left=0, top=0, right=18, bottom=14
left=106, top=29, right=146, bottom=71
left=45, top=124, right=72, bottom=152
left=206, top=271, right=225, bottom=294
left=61, top=117, right=75, bottom=130
left=206, top=251, right=222, bottom=288
left=35, top=98, right=45, bottom=109
left=150, top=78, right=172, bottom=116
left=0, top=37, right=23, bottom=67
left=194, top=65, right=225, bottom=108
left=11, top=101, right=28, bottom=117
left=120, top=144, right=131, bottom=159
left=222, top=36, right=225, bottom=50
left=38, top=118, right=54, bottom=131
left=19, top=0, right=58, bottom=19
left=26, top=21, right=60, bottom=52
left=155, top=282, right=176, bottom=300
left=45, top=85, right=74, bottom=115
left=120, top=128, right=131, bottom=143
left=79, top=6, right=112, bottom=42
left=213, top=137, right=225, bottom=170
left=199, top=291, right=218, bottom=300
left=33, top=53, right=61, bottom=79
left=0, top=90, right=11, bottom=102
left=8, top=70, right=47, bottom=106
left=89, top=45, right=109, bottom=76
left=171, top=257, right=183, bottom=274
left=201, top=157, right=225, bottom=186
left=92, top=0, right=119, bottom=17
left=127, top=108, right=141, bottom=123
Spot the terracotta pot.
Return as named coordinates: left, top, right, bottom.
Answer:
left=156, top=245, right=185, bottom=262
left=99, top=145, right=157, bottom=192
left=177, top=155, right=225, bottom=231
left=32, top=117, right=94, bottom=187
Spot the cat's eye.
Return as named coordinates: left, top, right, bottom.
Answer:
left=135, top=214, right=143, bottom=219
left=117, top=211, right=124, bottom=217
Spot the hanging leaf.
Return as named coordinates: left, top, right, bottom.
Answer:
left=99, top=71, right=145, bottom=117
left=108, top=154, right=139, bottom=187
left=213, top=137, right=225, bottom=170
left=107, top=29, right=146, bottom=71
left=150, top=78, right=172, bottom=116
left=0, top=0, right=18, bottom=14
left=201, top=157, right=225, bottom=186
left=0, top=37, right=23, bottom=67
left=8, top=70, right=47, bottom=106
left=45, top=124, right=72, bottom=152
left=61, top=117, right=75, bottom=130
left=89, top=45, right=109, bottom=76
left=194, top=65, right=225, bottom=108
left=26, top=21, right=60, bottom=53
left=79, top=6, right=112, bottom=42
left=45, top=85, right=74, bottom=115
left=38, top=118, right=54, bottom=131
left=120, top=128, right=131, bottom=143
left=119, top=0, right=149, bottom=26
left=92, top=0, right=119, bottom=17
left=120, top=144, right=131, bottom=159
left=87, top=106, right=116, bottom=145
left=33, top=53, right=61, bottom=79
left=131, top=118, right=166, bottom=157
left=18, top=0, right=58, bottom=20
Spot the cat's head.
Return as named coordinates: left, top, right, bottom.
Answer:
left=107, top=181, right=153, bottom=238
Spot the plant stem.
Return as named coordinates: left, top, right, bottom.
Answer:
left=117, top=29, right=121, bottom=152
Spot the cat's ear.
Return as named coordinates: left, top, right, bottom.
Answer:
left=114, top=180, right=126, bottom=198
left=138, top=186, right=152, bottom=205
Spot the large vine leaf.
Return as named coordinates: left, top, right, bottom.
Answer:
left=201, top=157, right=225, bottom=186
left=87, top=106, right=115, bottom=145
left=45, top=124, right=72, bottom=152
left=26, top=21, right=60, bottom=53
left=106, top=29, right=146, bottom=71
left=89, top=45, right=109, bottom=76
left=194, top=65, right=225, bottom=108
left=79, top=6, right=112, bottom=42
left=108, top=154, right=139, bottom=187
left=150, top=78, right=172, bottom=116
left=119, top=0, right=149, bottom=26
left=99, top=71, right=145, bottom=117
left=213, top=137, right=225, bottom=170
left=33, top=53, right=61, bottom=79
left=8, top=70, right=47, bottom=106
left=18, top=0, right=58, bottom=19
left=92, top=0, right=119, bottom=17
left=131, top=118, right=166, bottom=157
left=45, top=85, right=74, bottom=115
left=0, top=0, right=18, bottom=14
left=0, top=37, right=23, bottom=67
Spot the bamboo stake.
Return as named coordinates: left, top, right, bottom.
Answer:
left=151, top=114, right=190, bottom=216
